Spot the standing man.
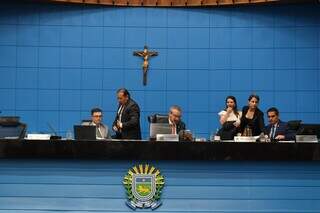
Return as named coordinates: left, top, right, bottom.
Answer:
left=112, top=88, right=141, bottom=140
left=168, top=105, right=186, bottom=134
left=85, top=107, right=111, bottom=139
left=264, top=107, right=295, bottom=141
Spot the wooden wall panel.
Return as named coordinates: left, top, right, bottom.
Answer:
left=127, top=0, right=143, bottom=6
left=187, top=0, right=203, bottom=6
left=44, top=0, right=284, bottom=6
left=171, top=0, right=186, bottom=6
left=84, top=0, right=99, bottom=4
left=216, top=0, right=233, bottom=5
left=100, top=0, right=114, bottom=5
left=143, top=0, right=158, bottom=6
left=113, top=0, right=128, bottom=6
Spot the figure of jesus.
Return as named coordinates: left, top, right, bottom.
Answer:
left=133, top=45, right=158, bottom=86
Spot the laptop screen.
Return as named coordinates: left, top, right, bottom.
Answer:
left=74, top=125, right=96, bottom=140
left=149, top=123, right=172, bottom=139
left=0, top=125, right=26, bottom=139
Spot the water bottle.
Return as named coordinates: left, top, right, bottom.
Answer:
left=210, top=131, right=215, bottom=142
left=66, top=129, right=73, bottom=140
left=259, top=132, right=266, bottom=143
left=214, top=128, right=220, bottom=142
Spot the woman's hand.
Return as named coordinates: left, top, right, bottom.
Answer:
left=226, top=107, right=233, bottom=114
left=233, top=120, right=240, bottom=127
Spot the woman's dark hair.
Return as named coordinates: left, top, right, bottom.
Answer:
left=225, top=96, right=239, bottom=117
left=117, top=88, right=131, bottom=99
left=248, top=94, right=260, bottom=102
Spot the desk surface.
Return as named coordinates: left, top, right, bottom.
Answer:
left=0, top=139, right=319, bottom=161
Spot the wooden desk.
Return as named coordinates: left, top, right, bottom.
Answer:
left=0, top=139, right=319, bottom=160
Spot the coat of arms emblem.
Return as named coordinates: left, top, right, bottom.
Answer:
left=123, top=164, right=165, bottom=210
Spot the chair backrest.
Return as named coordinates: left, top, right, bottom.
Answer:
left=148, top=114, right=169, bottom=123
left=81, top=119, right=92, bottom=126
left=0, top=116, right=20, bottom=126
left=287, top=120, right=302, bottom=131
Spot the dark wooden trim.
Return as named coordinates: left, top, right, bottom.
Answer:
left=0, top=139, right=319, bottom=161
left=24, top=0, right=304, bottom=7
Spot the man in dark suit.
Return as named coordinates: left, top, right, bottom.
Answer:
left=112, top=88, right=141, bottom=140
left=168, top=105, right=186, bottom=134
left=264, top=107, right=295, bottom=141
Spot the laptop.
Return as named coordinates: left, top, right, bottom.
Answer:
left=296, top=123, right=320, bottom=138
left=0, top=124, right=26, bottom=139
left=74, top=125, right=96, bottom=140
left=149, top=123, right=172, bottom=139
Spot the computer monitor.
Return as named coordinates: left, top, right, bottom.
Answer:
left=74, top=125, right=96, bottom=140
left=0, top=123, right=26, bottom=139
left=297, top=124, right=320, bottom=138
left=149, top=123, right=172, bottom=139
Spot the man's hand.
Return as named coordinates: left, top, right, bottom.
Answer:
left=117, top=120, right=123, bottom=129
left=275, top=135, right=285, bottom=140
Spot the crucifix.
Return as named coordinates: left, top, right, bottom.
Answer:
left=133, top=45, right=158, bottom=86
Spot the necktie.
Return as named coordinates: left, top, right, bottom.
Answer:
left=96, top=126, right=102, bottom=138
left=171, top=124, right=176, bottom=134
left=118, top=105, right=124, bottom=121
left=270, top=125, right=276, bottom=139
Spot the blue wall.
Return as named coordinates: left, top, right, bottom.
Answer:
left=0, top=160, right=320, bottom=212
left=0, top=2, right=319, bottom=138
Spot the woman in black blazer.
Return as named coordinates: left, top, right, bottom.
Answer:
left=240, top=94, right=265, bottom=136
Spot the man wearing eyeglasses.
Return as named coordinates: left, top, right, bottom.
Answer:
left=88, top=107, right=111, bottom=139
left=264, top=107, right=294, bottom=141
left=168, top=105, right=186, bottom=135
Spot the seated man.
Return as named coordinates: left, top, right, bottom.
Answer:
left=168, top=105, right=186, bottom=134
left=84, top=108, right=111, bottom=139
left=264, top=107, right=295, bottom=141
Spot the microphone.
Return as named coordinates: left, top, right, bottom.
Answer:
left=47, top=122, right=61, bottom=140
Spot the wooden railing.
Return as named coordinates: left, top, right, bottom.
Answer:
left=45, top=0, right=281, bottom=7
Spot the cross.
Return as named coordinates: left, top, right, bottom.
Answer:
left=133, top=45, right=158, bottom=86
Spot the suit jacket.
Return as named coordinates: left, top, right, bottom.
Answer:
left=264, top=120, right=295, bottom=141
left=240, top=106, right=265, bottom=136
left=113, top=99, right=141, bottom=140
left=168, top=120, right=186, bottom=134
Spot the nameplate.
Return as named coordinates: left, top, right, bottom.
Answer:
left=156, top=134, right=179, bottom=142
left=296, top=135, right=318, bottom=143
left=26, top=134, right=51, bottom=140
left=234, top=136, right=258, bottom=142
